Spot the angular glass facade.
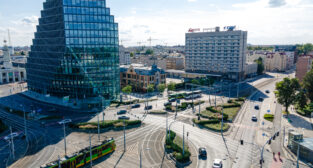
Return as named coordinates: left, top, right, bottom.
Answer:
left=26, top=0, right=120, bottom=110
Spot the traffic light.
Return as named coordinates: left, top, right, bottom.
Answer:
left=276, top=132, right=279, bottom=136
left=268, top=139, right=271, bottom=144
left=273, top=135, right=276, bottom=140
left=240, top=140, right=244, bottom=145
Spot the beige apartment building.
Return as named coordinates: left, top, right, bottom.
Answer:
left=265, top=52, right=287, bottom=72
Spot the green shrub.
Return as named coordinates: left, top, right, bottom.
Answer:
left=227, top=99, right=233, bottom=103
left=206, top=107, right=219, bottom=113
left=264, top=114, right=274, bottom=122
left=222, top=103, right=241, bottom=108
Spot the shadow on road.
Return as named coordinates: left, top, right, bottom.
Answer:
left=287, top=114, right=313, bottom=130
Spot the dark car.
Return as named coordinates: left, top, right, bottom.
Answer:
left=169, top=98, right=176, bottom=102
left=117, top=110, right=127, bottom=115
left=198, top=147, right=207, bottom=157
left=144, top=105, right=153, bottom=110
left=164, top=102, right=172, bottom=106
left=255, top=105, right=260, bottom=110
left=118, top=116, right=130, bottom=120
left=252, top=115, right=258, bottom=122
left=131, top=104, right=140, bottom=108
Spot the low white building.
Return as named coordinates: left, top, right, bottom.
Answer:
left=0, top=40, right=26, bottom=84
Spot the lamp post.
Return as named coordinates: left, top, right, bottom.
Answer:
left=20, top=104, right=27, bottom=140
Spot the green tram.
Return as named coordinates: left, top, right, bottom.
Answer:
left=40, top=138, right=116, bottom=168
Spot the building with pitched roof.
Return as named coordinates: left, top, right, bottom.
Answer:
left=120, top=64, right=166, bottom=92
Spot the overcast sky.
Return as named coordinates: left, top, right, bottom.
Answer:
left=0, top=0, right=312, bottom=47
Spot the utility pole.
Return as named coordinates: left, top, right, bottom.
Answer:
left=183, top=125, right=185, bottom=156
left=97, top=112, right=100, bottom=142
left=63, top=123, right=67, bottom=156
left=140, top=149, right=142, bottom=168
left=123, top=120, right=126, bottom=152
left=89, top=133, right=92, bottom=167
left=10, top=126, right=15, bottom=160
left=102, top=112, right=105, bottom=125
left=296, top=143, right=300, bottom=168
left=214, top=91, right=217, bottom=109
left=198, top=101, right=201, bottom=120
left=229, top=84, right=231, bottom=100
left=191, top=87, right=194, bottom=112
left=21, top=104, right=27, bottom=140
left=58, top=155, right=61, bottom=168
left=175, top=94, right=178, bottom=119
left=166, top=112, right=168, bottom=139
left=221, top=106, right=224, bottom=135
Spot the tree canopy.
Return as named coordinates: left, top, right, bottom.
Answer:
left=255, top=57, right=264, bottom=75
left=303, top=70, right=313, bottom=102
left=167, top=82, right=176, bottom=91
left=296, top=43, right=313, bottom=55
left=122, top=85, right=132, bottom=94
left=157, top=84, right=166, bottom=93
left=275, top=78, right=300, bottom=113
left=147, top=84, right=155, bottom=93
left=145, top=49, right=154, bottom=55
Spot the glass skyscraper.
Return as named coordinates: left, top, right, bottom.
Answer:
left=26, top=0, right=120, bottom=110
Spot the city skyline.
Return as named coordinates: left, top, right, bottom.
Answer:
left=0, top=0, right=313, bottom=47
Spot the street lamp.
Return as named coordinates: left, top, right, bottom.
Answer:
left=58, top=119, right=72, bottom=156
left=20, top=104, right=27, bottom=140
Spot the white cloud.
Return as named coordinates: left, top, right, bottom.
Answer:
left=118, top=0, right=313, bottom=46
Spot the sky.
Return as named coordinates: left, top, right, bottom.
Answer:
left=0, top=0, right=313, bottom=47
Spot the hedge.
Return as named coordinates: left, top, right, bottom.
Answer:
left=264, top=114, right=274, bottom=122
left=221, top=103, right=241, bottom=108
left=166, top=131, right=191, bottom=163
left=206, top=107, right=219, bottom=113
left=70, top=120, right=142, bottom=129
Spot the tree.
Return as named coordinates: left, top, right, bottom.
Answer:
left=191, top=79, right=200, bottom=85
left=122, top=85, right=132, bottom=94
left=167, top=82, right=176, bottom=91
left=296, top=43, right=313, bottom=55
left=276, top=78, right=300, bottom=115
left=145, top=49, right=154, bottom=55
left=147, top=84, right=155, bottom=93
left=295, top=89, right=308, bottom=109
left=130, top=52, right=134, bottom=57
left=157, top=84, right=166, bottom=93
left=303, top=70, right=313, bottom=102
left=255, top=57, right=264, bottom=75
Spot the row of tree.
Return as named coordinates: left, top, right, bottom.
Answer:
left=296, top=43, right=313, bottom=56
left=121, top=82, right=178, bottom=95
left=276, top=66, right=313, bottom=116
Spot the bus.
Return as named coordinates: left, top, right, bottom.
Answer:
left=40, top=138, right=116, bottom=168
left=185, top=90, right=202, bottom=100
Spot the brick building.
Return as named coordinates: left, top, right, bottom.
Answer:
left=296, top=56, right=313, bottom=82
left=120, top=64, right=166, bottom=92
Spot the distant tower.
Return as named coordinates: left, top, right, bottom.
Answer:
left=3, top=40, right=13, bottom=69
left=7, top=29, right=14, bottom=55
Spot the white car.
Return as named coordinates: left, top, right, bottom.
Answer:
left=58, top=119, right=72, bottom=125
left=4, top=132, right=19, bottom=141
left=212, top=159, right=223, bottom=168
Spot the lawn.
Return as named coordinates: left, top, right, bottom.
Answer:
left=173, top=133, right=189, bottom=152
left=204, top=123, right=230, bottom=132
left=223, top=107, right=241, bottom=120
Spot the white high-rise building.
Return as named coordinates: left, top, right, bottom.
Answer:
left=185, top=26, right=247, bottom=81
left=119, top=45, right=131, bottom=65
